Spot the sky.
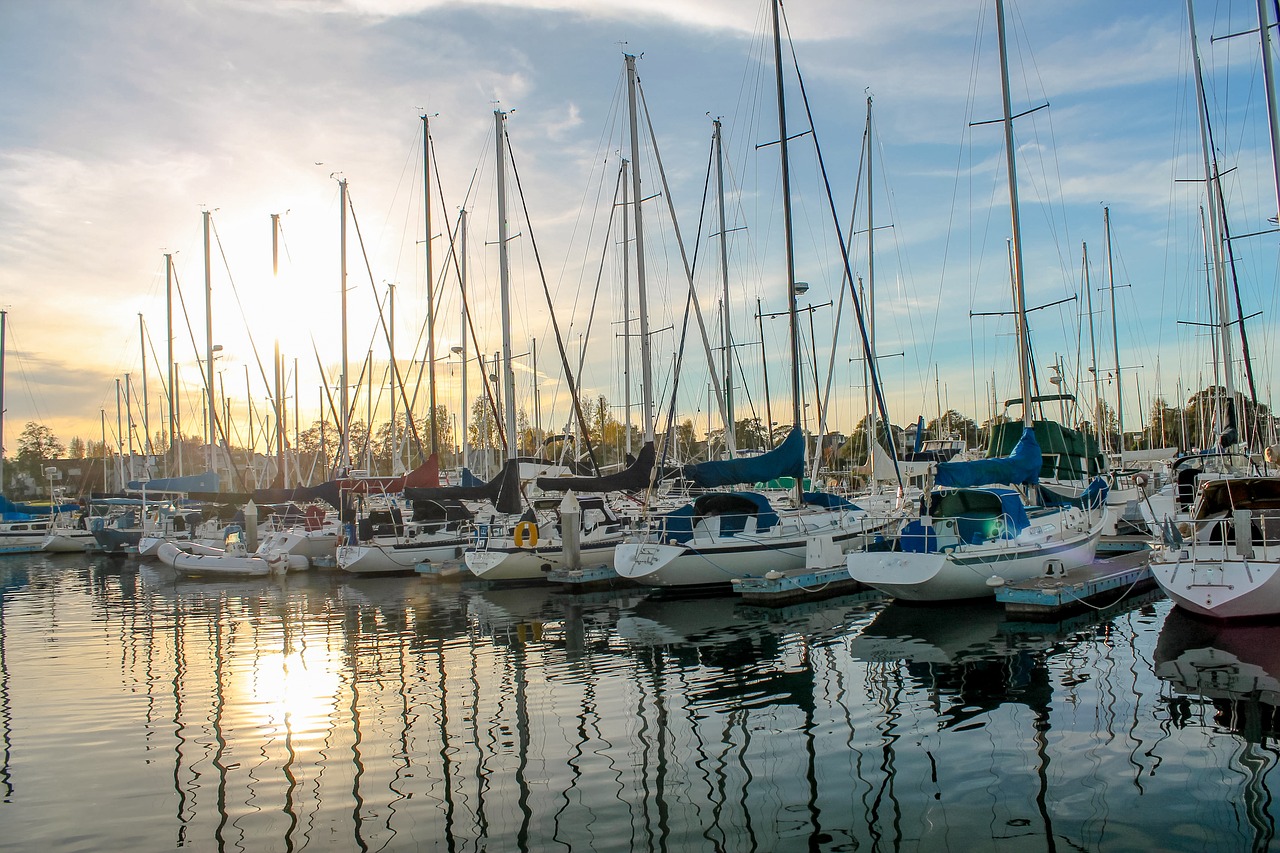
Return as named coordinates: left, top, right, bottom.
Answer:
left=1, top=0, right=1278, bottom=460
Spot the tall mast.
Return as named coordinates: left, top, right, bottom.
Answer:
left=770, top=0, right=803, bottom=503
left=1082, top=242, right=1103, bottom=447
left=713, top=118, right=736, bottom=456
left=164, top=254, right=176, bottom=475
left=1104, top=207, right=1125, bottom=457
left=0, top=310, right=5, bottom=490
left=621, top=158, right=633, bottom=457
left=271, top=213, right=285, bottom=489
left=1187, top=1, right=1237, bottom=413
left=389, top=282, right=397, bottom=473
left=460, top=208, right=470, bottom=473
left=1258, top=0, right=1280, bottom=222
left=494, top=109, right=518, bottom=456
left=138, top=314, right=150, bottom=456
left=423, top=114, right=439, bottom=457
left=624, top=54, right=656, bottom=443
left=339, top=178, right=352, bottom=472
left=996, top=0, right=1034, bottom=430
left=203, top=209, right=217, bottom=477
left=864, top=95, right=877, bottom=484
left=756, top=297, right=774, bottom=447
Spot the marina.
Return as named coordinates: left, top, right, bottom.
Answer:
left=1, top=550, right=1277, bottom=852
left=2, top=0, right=1279, bottom=849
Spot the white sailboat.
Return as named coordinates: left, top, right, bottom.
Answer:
left=614, top=3, right=891, bottom=589
left=1148, top=0, right=1280, bottom=619
left=846, top=0, right=1108, bottom=602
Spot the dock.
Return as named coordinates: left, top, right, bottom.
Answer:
left=733, top=566, right=867, bottom=606
left=546, top=564, right=631, bottom=591
left=415, top=559, right=469, bottom=580
left=995, top=549, right=1155, bottom=619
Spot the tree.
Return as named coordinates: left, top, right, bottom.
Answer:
left=68, top=436, right=87, bottom=459
left=16, top=422, right=65, bottom=478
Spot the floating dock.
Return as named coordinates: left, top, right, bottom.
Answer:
left=414, top=559, right=469, bottom=580
left=733, top=566, right=867, bottom=606
left=546, top=564, right=631, bottom=591
left=995, top=549, right=1155, bottom=619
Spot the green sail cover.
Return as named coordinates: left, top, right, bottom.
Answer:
left=987, top=419, right=1104, bottom=481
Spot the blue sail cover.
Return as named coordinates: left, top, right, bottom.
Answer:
left=682, top=427, right=804, bottom=488
left=0, top=494, right=79, bottom=519
left=935, top=427, right=1041, bottom=488
left=126, top=470, right=220, bottom=493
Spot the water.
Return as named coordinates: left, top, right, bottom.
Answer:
left=0, top=553, right=1276, bottom=852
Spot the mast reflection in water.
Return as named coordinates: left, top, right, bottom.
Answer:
left=0, top=552, right=1275, bottom=852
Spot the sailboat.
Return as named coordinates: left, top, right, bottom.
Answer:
left=846, top=0, right=1109, bottom=602
left=1148, top=0, right=1280, bottom=620
left=613, top=2, right=890, bottom=589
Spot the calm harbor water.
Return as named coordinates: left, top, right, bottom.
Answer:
left=0, top=552, right=1276, bottom=852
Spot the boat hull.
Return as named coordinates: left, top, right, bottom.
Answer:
left=1150, top=547, right=1280, bottom=619
left=337, top=538, right=466, bottom=575
left=847, top=523, right=1101, bottom=601
left=465, top=538, right=620, bottom=582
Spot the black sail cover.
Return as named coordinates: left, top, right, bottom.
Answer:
left=404, top=458, right=524, bottom=515
left=534, top=442, right=655, bottom=493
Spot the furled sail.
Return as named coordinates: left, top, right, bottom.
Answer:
left=681, top=427, right=805, bottom=489
left=935, top=426, right=1041, bottom=488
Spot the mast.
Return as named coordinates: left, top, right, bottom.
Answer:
left=203, top=210, right=217, bottom=479
left=139, top=314, right=150, bottom=457
left=1081, top=242, right=1103, bottom=449
left=494, top=109, right=518, bottom=456
left=164, top=254, right=176, bottom=476
left=996, top=0, right=1034, bottom=432
left=389, top=282, right=397, bottom=473
left=0, top=310, right=4, bottom=491
left=864, top=95, right=877, bottom=485
left=756, top=297, right=774, bottom=447
left=271, top=213, right=285, bottom=489
left=713, top=119, right=736, bottom=456
left=1187, top=1, right=1238, bottom=419
left=624, top=54, right=656, bottom=443
left=423, top=114, right=439, bottom=457
left=621, top=158, right=633, bottom=458
left=1103, top=207, right=1125, bottom=457
left=770, top=0, right=804, bottom=503
left=339, top=178, right=352, bottom=472
left=1258, top=0, right=1280, bottom=222
left=460, top=208, right=470, bottom=473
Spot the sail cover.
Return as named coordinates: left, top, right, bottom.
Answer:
left=682, top=427, right=804, bottom=488
left=935, top=426, right=1041, bottom=488
left=535, top=442, right=655, bottom=493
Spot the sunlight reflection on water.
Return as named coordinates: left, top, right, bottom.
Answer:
left=0, top=553, right=1276, bottom=852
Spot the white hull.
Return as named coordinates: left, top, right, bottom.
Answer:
left=848, top=509, right=1103, bottom=601
left=41, top=530, right=98, bottom=553
left=1151, top=546, right=1280, bottom=619
left=465, top=537, right=621, bottom=582
left=337, top=537, right=466, bottom=575
left=615, top=509, right=878, bottom=588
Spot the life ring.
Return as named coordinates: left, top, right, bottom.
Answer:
left=514, top=521, right=539, bottom=549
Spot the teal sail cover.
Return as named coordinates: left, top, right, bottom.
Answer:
left=682, top=427, right=804, bottom=488
left=935, top=427, right=1041, bottom=488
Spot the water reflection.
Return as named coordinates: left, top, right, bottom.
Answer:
left=2, top=555, right=1279, bottom=851
left=1154, top=610, right=1280, bottom=851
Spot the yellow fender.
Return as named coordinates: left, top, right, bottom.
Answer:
left=514, top=520, right=539, bottom=549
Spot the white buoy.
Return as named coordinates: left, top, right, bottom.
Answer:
left=985, top=574, right=1006, bottom=588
